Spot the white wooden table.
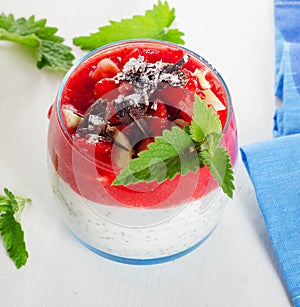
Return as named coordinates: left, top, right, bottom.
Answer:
left=0, top=0, right=292, bottom=306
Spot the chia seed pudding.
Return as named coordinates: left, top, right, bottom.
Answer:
left=47, top=40, right=238, bottom=263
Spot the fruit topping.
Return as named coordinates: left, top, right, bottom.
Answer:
left=194, top=69, right=225, bottom=111
left=93, top=78, right=119, bottom=100
left=91, top=58, right=120, bottom=81
left=62, top=108, right=83, bottom=128
left=194, top=68, right=211, bottom=90
left=202, top=89, right=226, bottom=112
left=148, top=99, right=168, bottom=119
left=111, top=128, right=134, bottom=169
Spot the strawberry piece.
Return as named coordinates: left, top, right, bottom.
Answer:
left=148, top=99, right=168, bottom=119
left=94, top=78, right=118, bottom=100
left=140, top=49, right=161, bottom=62
left=183, top=68, right=201, bottom=93
left=74, top=137, right=113, bottom=166
left=142, top=47, right=184, bottom=64
left=63, top=65, right=95, bottom=113
left=95, top=141, right=113, bottom=165
left=147, top=100, right=168, bottom=137
left=153, top=85, right=193, bottom=123
left=160, top=48, right=184, bottom=64
left=91, top=58, right=120, bottom=81
left=121, top=48, right=141, bottom=64
left=109, top=56, right=122, bottom=67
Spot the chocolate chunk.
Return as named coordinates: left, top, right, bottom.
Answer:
left=77, top=98, right=110, bottom=136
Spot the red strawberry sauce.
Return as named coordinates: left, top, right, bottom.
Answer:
left=47, top=40, right=237, bottom=208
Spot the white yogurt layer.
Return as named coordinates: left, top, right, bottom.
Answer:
left=48, top=159, right=227, bottom=260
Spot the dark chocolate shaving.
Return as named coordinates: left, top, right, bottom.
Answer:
left=162, top=55, right=189, bottom=74
left=77, top=98, right=110, bottom=137
left=112, top=97, right=151, bottom=137
left=112, top=96, right=146, bottom=125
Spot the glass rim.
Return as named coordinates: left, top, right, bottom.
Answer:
left=56, top=38, right=232, bottom=153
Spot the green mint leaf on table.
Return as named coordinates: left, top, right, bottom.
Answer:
left=73, top=1, right=185, bottom=50
left=0, top=13, right=74, bottom=71
left=0, top=188, right=31, bottom=269
left=113, top=95, right=235, bottom=198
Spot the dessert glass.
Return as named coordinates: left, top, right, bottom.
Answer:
left=47, top=40, right=238, bottom=264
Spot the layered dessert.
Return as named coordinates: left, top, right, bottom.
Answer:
left=47, top=40, right=237, bottom=263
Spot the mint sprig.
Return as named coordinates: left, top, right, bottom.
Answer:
left=113, top=126, right=199, bottom=185
left=73, top=1, right=185, bottom=50
left=112, top=95, right=235, bottom=198
left=0, top=13, right=74, bottom=71
left=0, top=188, right=31, bottom=268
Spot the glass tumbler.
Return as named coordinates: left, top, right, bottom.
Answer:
left=47, top=40, right=238, bottom=264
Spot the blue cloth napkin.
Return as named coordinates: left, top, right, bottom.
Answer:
left=240, top=137, right=300, bottom=307
left=274, top=40, right=300, bottom=136
left=274, top=0, right=300, bottom=137
left=240, top=1, right=300, bottom=306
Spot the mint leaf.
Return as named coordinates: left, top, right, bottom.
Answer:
left=73, top=1, right=185, bottom=50
left=199, top=137, right=235, bottom=198
left=0, top=13, right=74, bottom=71
left=4, top=187, right=19, bottom=212
left=0, top=188, right=31, bottom=268
left=191, top=100, right=234, bottom=197
left=0, top=212, right=28, bottom=269
left=190, top=95, right=222, bottom=142
left=112, top=126, right=199, bottom=186
left=37, top=40, right=74, bottom=71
